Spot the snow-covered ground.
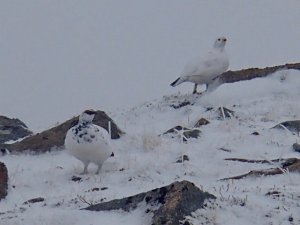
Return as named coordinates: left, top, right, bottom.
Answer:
left=1, top=70, right=300, bottom=225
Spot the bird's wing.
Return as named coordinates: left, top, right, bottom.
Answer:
left=182, top=50, right=228, bottom=77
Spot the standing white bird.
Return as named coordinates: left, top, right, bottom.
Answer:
left=65, top=109, right=113, bottom=174
left=170, top=37, right=229, bottom=94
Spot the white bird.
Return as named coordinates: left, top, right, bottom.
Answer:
left=170, top=37, right=229, bottom=94
left=65, top=109, right=113, bottom=174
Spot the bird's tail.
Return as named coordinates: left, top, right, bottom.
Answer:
left=170, top=77, right=187, bottom=87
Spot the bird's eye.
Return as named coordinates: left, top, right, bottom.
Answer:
left=218, top=38, right=221, bottom=41
left=223, top=38, right=227, bottom=42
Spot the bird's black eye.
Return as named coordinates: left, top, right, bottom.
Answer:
left=218, top=38, right=221, bottom=41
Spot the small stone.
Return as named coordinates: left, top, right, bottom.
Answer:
left=251, top=131, right=260, bottom=136
left=218, top=107, right=235, bottom=119
left=292, top=143, right=300, bottom=153
left=71, top=176, right=82, bottom=182
left=23, top=197, right=45, bottom=204
left=182, top=129, right=201, bottom=141
left=176, top=155, right=190, bottom=163
left=171, top=101, right=191, bottom=109
left=100, top=187, right=108, bottom=191
left=194, top=118, right=210, bottom=128
left=163, top=126, right=190, bottom=135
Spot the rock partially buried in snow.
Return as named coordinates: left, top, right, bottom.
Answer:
left=292, top=143, right=300, bottom=153
left=0, top=162, right=8, bottom=200
left=193, top=118, right=210, bottom=128
left=217, top=107, right=235, bottom=119
left=3, top=110, right=123, bottom=153
left=84, top=180, right=216, bottom=225
left=273, top=120, right=300, bottom=133
left=163, top=126, right=201, bottom=142
left=0, top=116, right=32, bottom=144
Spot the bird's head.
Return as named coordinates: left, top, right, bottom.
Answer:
left=213, top=37, right=227, bottom=50
left=79, top=109, right=96, bottom=124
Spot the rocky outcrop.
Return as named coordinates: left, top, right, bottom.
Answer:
left=84, top=180, right=216, bottom=225
left=0, top=116, right=32, bottom=144
left=2, top=110, right=123, bottom=153
left=219, top=62, right=300, bottom=84
left=0, top=162, right=8, bottom=200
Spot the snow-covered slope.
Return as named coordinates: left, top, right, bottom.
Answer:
left=1, top=70, right=300, bottom=224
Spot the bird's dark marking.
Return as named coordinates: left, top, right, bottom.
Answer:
left=170, top=77, right=180, bottom=87
left=84, top=109, right=96, bottom=115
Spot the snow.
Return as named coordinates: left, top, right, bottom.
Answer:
left=2, top=70, right=300, bottom=224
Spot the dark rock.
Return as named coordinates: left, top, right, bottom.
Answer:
left=292, top=143, right=300, bottom=153
left=163, top=126, right=190, bottom=135
left=171, top=101, right=192, bottom=109
left=182, top=129, right=201, bottom=141
left=163, top=126, right=201, bottom=142
left=273, top=120, right=300, bottom=133
left=176, top=155, right=189, bottom=163
left=251, top=131, right=260, bottom=136
left=0, top=162, right=8, bottom=200
left=194, top=118, right=210, bottom=128
left=218, top=62, right=300, bottom=85
left=3, top=110, right=123, bottom=153
left=100, top=187, right=108, bottom=191
left=23, top=197, right=45, bottom=204
left=71, top=176, right=82, bottom=182
left=0, top=116, right=32, bottom=144
left=84, top=180, right=216, bottom=225
left=218, top=107, right=235, bottom=119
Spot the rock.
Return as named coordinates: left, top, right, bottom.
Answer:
left=84, top=180, right=216, bottom=225
left=71, top=176, right=82, bottom=182
left=23, top=197, right=45, bottom=204
left=0, top=162, right=8, bottom=200
left=0, top=116, right=32, bottom=144
left=194, top=118, right=210, bottom=128
left=170, top=101, right=192, bottom=109
left=176, top=155, right=189, bottom=163
left=163, top=126, right=190, bottom=135
left=292, top=143, right=300, bottom=153
left=163, top=126, right=201, bottom=142
left=218, top=107, right=235, bottom=119
left=251, top=131, right=260, bottom=136
left=273, top=120, right=300, bottom=133
left=3, top=110, right=123, bottom=153
left=182, top=129, right=201, bottom=141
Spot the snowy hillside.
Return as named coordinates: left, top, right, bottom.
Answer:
left=1, top=70, right=300, bottom=225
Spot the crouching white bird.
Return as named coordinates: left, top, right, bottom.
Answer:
left=170, top=37, right=229, bottom=94
left=65, top=109, right=113, bottom=174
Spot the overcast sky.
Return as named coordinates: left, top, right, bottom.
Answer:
left=1, top=0, right=299, bottom=131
